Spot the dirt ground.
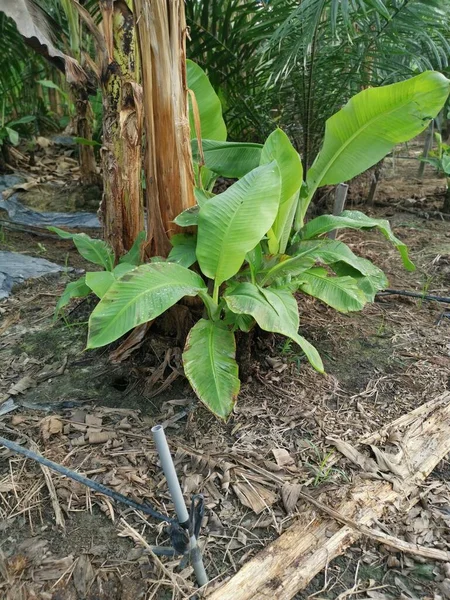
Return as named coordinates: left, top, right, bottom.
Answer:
left=0, top=140, right=450, bottom=599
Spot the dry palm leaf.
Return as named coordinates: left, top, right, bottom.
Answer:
left=2, top=0, right=88, bottom=85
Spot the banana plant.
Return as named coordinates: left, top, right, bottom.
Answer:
left=86, top=143, right=325, bottom=420
left=48, top=228, right=147, bottom=316
left=56, top=66, right=450, bottom=421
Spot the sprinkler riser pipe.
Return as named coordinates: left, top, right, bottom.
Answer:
left=151, top=424, right=208, bottom=587
left=152, top=424, right=189, bottom=525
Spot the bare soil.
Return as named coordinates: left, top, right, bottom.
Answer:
left=0, top=140, right=450, bottom=599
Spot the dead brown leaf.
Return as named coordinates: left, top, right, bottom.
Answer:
left=281, top=482, right=302, bottom=514
left=232, top=480, right=277, bottom=514
left=87, top=431, right=116, bottom=444
left=109, top=323, right=151, bottom=363
left=0, top=482, right=15, bottom=493
left=2, top=180, right=39, bottom=200
left=183, top=473, right=203, bottom=495
left=11, top=415, right=28, bottom=426
left=32, top=555, right=74, bottom=582
left=36, top=357, right=68, bottom=382
left=272, top=448, right=295, bottom=468
left=72, top=554, right=94, bottom=598
left=439, top=579, right=450, bottom=599
left=370, top=445, right=410, bottom=478
left=36, top=136, right=52, bottom=149
left=6, top=554, right=28, bottom=576
left=85, top=414, right=102, bottom=428
left=0, top=312, right=20, bottom=336
left=8, top=375, right=36, bottom=396
left=327, top=437, right=379, bottom=472
left=40, top=416, right=63, bottom=441
left=266, top=357, right=288, bottom=373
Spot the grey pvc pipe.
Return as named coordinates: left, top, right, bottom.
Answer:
left=151, top=424, right=208, bottom=588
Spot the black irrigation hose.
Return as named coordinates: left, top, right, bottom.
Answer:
left=377, top=289, right=450, bottom=304
left=0, top=435, right=176, bottom=525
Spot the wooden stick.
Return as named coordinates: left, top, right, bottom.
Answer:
left=30, top=440, right=65, bottom=529
left=417, top=121, right=434, bottom=180
left=328, top=183, right=348, bottom=239
left=367, top=160, right=383, bottom=207
left=119, top=518, right=192, bottom=598
left=207, top=393, right=450, bottom=600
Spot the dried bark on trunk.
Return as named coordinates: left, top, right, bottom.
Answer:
left=133, top=0, right=195, bottom=257
left=99, top=0, right=144, bottom=256
left=207, top=391, right=450, bottom=600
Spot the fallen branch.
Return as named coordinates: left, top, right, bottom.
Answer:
left=361, top=392, right=450, bottom=445
left=207, top=392, right=450, bottom=600
left=297, top=488, right=450, bottom=562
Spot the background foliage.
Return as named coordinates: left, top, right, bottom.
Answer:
left=1, top=0, right=449, bottom=165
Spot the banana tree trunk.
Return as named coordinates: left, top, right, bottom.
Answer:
left=99, top=0, right=144, bottom=256
left=133, top=0, right=195, bottom=257
left=48, top=85, right=58, bottom=114
left=71, top=85, right=100, bottom=186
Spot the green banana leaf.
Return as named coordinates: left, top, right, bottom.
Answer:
left=87, top=262, right=140, bottom=299
left=173, top=205, right=200, bottom=227
left=87, top=263, right=207, bottom=348
left=183, top=319, right=240, bottom=420
left=259, top=249, right=317, bottom=285
left=299, top=210, right=414, bottom=271
left=119, top=231, right=146, bottom=266
left=300, top=71, right=450, bottom=224
left=260, top=129, right=303, bottom=254
left=168, top=234, right=198, bottom=268
left=113, top=263, right=137, bottom=278
left=331, top=261, right=388, bottom=301
left=224, top=282, right=323, bottom=372
left=191, top=139, right=262, bottom=178
left=442, top=153, right=450, bottom=175
left=295, top=267, right=367, bottom=312
left=187, top=60, right=226, bottom=142
left=55, top=276, right=91, bottom=316
left=196, top=162, right=281, bottom=287
left=289, top=239, right=387, bottom=281
left=48, top=227, right=114, bottom=271
left=194, top=188, right=214, bottom=206
left=85, top=272, right=115, bottom=299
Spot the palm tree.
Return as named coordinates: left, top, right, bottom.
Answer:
left=185, top=0, right=283, bottom=141
left=263, top=0, right=450, bottom=171
left=186, top=0, right=450, bottom=173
